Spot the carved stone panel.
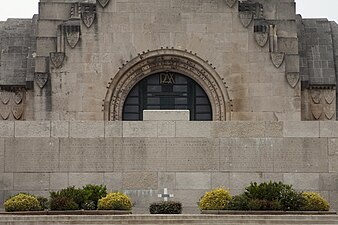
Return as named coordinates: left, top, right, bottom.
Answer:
left=0, top=105, right=10, bottom=120
left=65, top=22, right=81, bottom=48
left=81, top=3, right=96, bottom=28
left=311, top=90, right=323, bottom=104
left=270, top=52, right=285, bottom=68
left=98, top=0, right=110, bottom=8
left=225, top=0, right=237, bottom=8
left=13, top=91, right=23, bottom=105
left=311, top=104, right=323, bottom=120
left=50, top=52, right=65, bottom=68
left=35, top=73, right=48, bottom=89
left=286, top=73, right=300, bottom=88
left=239, top=11, right=253, bottom=28
left=324, top=104, right=335, bottom=120
left=12, top=104, right=24, bottom=120
left=0, top=91, right=10, bottom=104
left=324, top=89, right=335, bottom=104
left=254, top=32, right=269, bottom=47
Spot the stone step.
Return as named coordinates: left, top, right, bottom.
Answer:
left=0, top=215, right=337, bottom=225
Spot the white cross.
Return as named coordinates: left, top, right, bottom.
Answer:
left=158, top=188, right=174, bottom=202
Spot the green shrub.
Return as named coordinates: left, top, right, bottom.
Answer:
left=228, top=194, right=250, bottom=210
left=37, top=196, right=49, bottom=210
left=50, top=196, right=79, bottom=211
left=199, top=187, right=232, bottom=210
left=243, top=181, right=304, bottom=211
left=97, top=192, right=132, bottom=210
left=4, top=193, right=41, bottom=212
left=301, top=192, right=330, bottom=211
left=149, top=201, right=182, bottom=214
left=50, top=186, right=85, bottom=210
left=82, top=184, right=107, bottom=209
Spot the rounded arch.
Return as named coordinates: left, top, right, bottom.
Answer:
left=104, top=48, right=231, bottom=121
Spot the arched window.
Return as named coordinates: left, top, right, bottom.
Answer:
left=123, top=72, right=212, bottom=121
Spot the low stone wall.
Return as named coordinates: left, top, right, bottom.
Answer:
left=0, top=121, right=337, bottom=213
left=0, top=214, right=337, bottom=225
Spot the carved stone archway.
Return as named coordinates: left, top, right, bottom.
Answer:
left=104, top=49, right=231, bottom=121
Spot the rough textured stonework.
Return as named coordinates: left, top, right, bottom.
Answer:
left=1, top=0, right=338, bottom=214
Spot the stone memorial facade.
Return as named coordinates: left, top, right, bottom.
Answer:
left=0, top=0, right=338, bottom=213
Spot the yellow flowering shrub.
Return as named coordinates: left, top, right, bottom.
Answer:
left=4, top=193, right=41, bottom=212
left=302, top=192, right=330, bottom=211
left=199, top=187, right=232, bottom=210
left=97, top=192, right=132, bottom=210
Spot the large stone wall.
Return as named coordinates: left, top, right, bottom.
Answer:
left=0, top=121, right=337, bottom=213
left=32, top=0, right=302, bottom=121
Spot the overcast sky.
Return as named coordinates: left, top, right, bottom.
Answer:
left=0, top=0, right=337, bottom=22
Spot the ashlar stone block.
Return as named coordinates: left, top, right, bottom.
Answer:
left=176, top=172, right=211, bottom=190
left=0, top=139, right=3, bottom=173
left=105, top=121, right=123, bottom=137
left=175, top=121, right=211, bottom=137
left=283, top=121, right=320, bottom=137
left=51, top=121, right=69, bottom=137
left=70, top=121, right=104, bottom=138
left=50, top=173, right=68, bottom=190
left=68, top=173, right=104, bottom=187
left=211, top=172, right=230, bottom=189
left=274, top=138, right=328, bottom=172
left=13, top=173, right=49, bottom=191
left=115, top=138, right=166, bottom=171
left=123, top=172, right=158, bottom=190
left=0, top=122, right=14, bottom=137
left=212, top=122, right=265, bottom=138
left=15, top=121, right=51, bottom=137
left=167, top=138, right=219, bottom=171
left=320, top=122, right=338, bottom=137
left=60, top=138, right=114, bottom=172
left=283, top=173, right=320, bottom=191
left=143, top=110, right=189, bottom=121
left=5, top=138, right=59, bottom=172
left=104, top=173, right=123, bottom=191
left=0, top=173, right=13, bottom=190
left=220, top=138, right=275, bottom=172
left=229, top=173, right=263, bottom=190
left=123, top=121, right=158, bottom=137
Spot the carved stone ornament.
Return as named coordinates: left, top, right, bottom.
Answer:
left=0, top=106, right=10, bottom=120
left=12, top=104, right=24, bottom=120
left=35, top=73, right=49, bottom=89
left=324, top=89, right=335, bottom=104
left=286, top=73, right=300, bottom=88
left=81, top=4, right=96, bottom=28
left=311, top=104, right=323, bottom=120
left=254, top=32, right=269, bottom=47
left=50, top=52, right=65, bottom=68
left=239, top=11, right=253, bottom=28
left=225, top=0, right=237, bottom=8
left=65, top=24, right=81, bottom=48
left=270, top=52, right=285, bottom=68
left=13, top=91, right=23, bottom=105
left=0, top=91, right=11, bottom=104
left=98, top=0, right=110, bottom=8
left=324, top=105, right=335, bottom=120
left=311, top=89, right=322, bottom=104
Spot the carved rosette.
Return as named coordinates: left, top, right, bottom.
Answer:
left=98, top=0, right=110, bottom=8
left=50, top=52, right=65, bottom=68
left=104, top=49, right=231, bottom=121
left=81, top=3, right=96, bottom=28
left=225, top=0, right=237, bottom=8
left=286, top=73, right=300, bottom=88
left=270, top=52, right=285, bottom=68
left=35, top=73, right=49, bottom=89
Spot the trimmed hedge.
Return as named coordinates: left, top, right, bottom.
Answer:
left=97, top=192, right=132, bottom=210
left=149, top=201, right=182, bottom=214
left=199, top=187, right=232, bottom=210
left=4, top=193, right=41, bottom=212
